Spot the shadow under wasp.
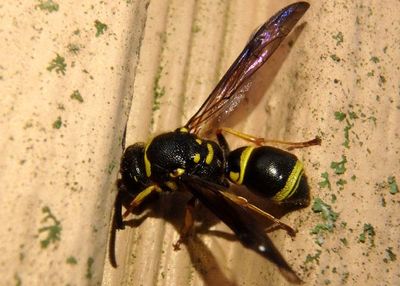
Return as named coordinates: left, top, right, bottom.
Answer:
left=110, top=2, right=320, bottom=284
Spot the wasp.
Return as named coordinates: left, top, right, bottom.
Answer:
left=111, top=2, right=320, bottom=284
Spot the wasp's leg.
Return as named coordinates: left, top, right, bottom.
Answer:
left=220, top=191, right=297, bottom=237
left=122, top=184, right=162, bottom=218
left=216, top=132, right=230, bottom=156
left=121, top=123, right=127, bottom=150
left=217, top=127, right=321, bottom=150
left=114, top=181, right=126, bottom=229
left=173, top=196, right=196, bottom=250
left=109, top=180, right=129, bottom=268
left=109, top=211, right=119, bottom=268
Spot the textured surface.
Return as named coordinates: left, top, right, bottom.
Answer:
left=1, top=1, right=399, bottom=286
left=0, top=0, right=149, bottom=285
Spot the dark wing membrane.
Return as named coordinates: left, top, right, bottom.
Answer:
left=185, top=2, right=310, bottom=134
left=181, top=175, right=303, bottom=284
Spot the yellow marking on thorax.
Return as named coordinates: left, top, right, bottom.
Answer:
left=179, top=127, right=189, bottom=133
left=196, top=139, right=202, bottom=145
left=237, top=146, right=255, bottom=185
left=205, top=143, right=214, bottom=165
left=229, top=171, right=240, bottom=182
left=273, top=160, right=304, bottom=202
left=144, top=138, right=153, bottom=177
left=169, top=168, right=185, bottom=178
left=165, top=181, right=178, bottom=191
left=193, top=153, right=201, bottom=163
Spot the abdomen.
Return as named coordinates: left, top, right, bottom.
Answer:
left=227, top=146, right=309, bottom=206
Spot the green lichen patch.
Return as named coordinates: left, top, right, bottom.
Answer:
left=310, top=198, right=339, bottom=246
left=38, top=206, right=62, bottom=249
left=94, top=20, right=108, bottom=37
left=35, top=0, right=59, bottom=12
left=47, top=54, right=67, bottom=75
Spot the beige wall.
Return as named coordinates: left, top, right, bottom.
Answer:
left=1, top=1, right=399, bottom=285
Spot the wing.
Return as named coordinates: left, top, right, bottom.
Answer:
left=180, top=174, right=303, bottom=284
left=185, top=2, right=309, bottom=134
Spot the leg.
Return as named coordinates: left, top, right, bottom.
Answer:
left=217, top=127, right=321, bottom=150
left=109, top=210, right=119, bottom=268
left=114, top=180, right=126, bottom=229
left=123, top=185, right=161, bottom=218
left=121, top=123, right=127, bottom=150
left=173, top=196, right=196, bottom=250
left=216, top=132, right=230, bottom=157
left=219, top=191, right=297, bottom=236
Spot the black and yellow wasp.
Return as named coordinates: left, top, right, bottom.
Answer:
left=112, top=2, right=319, bottom=284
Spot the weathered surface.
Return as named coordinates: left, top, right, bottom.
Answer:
left=1, top=1, right=399, bottom=286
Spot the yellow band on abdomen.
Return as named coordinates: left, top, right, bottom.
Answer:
left=237, top=146, right=255, bottom=185
left=273, top=160, right=304, bottom=202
